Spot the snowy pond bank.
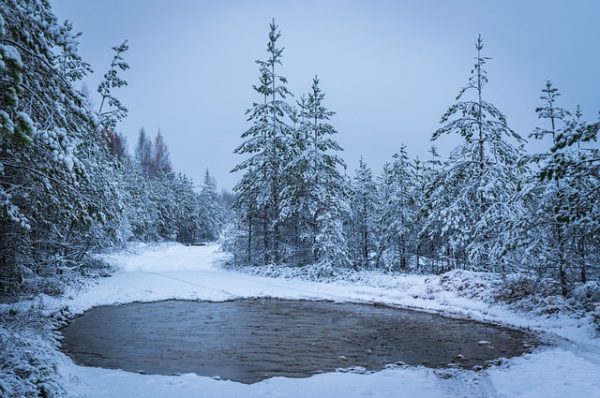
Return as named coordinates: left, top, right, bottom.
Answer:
left=5, top=243, right=600, bottom=397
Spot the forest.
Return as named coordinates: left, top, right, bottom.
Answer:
left=1, top=1, right=600, bottom=397
left=0, top=0, right=224, bottom=297
left=226, top=20, right=600, bottom=298
left=1, top=2, right=599, bottom=301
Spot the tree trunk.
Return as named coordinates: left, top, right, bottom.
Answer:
left=580, top=236, right=586, bottom=283
left=247, top=217, right=252, bottom=264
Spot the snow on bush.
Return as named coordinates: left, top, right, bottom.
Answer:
left=571, top=281, right=600, bottom=312
left=593, top=304, right=600, bottom=332
left=229, top=262, right=356, bottom=283
left=0, top=305, right=68, bottom=398
left=492, top=274, right=574, bottom=315
left=494, top=275, right=536, bottom=303
left=571, top=282, right=600, bottom=331
left=2, top=253, right=116, bottom=302
left=0, top=253, right=118, bottom=396
left=437, top=270, right=498, bottom=301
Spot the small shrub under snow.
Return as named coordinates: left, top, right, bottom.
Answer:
left=592, top=304, right=600, bottom=332
left=0, top=305, right=68, bottom=398
left=438, top=270, right=498, bottom=301
left=571, top=281, right=600, bottom=312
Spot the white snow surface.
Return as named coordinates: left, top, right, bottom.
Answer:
left=52, top=243, right=600, bottom=398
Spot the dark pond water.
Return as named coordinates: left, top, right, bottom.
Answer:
left=61, top=298, right=536, bottom=383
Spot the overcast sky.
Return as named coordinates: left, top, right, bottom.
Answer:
left=52, top=0, right=599, bottom=190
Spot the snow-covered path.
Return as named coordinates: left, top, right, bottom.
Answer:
left=58, top=244, right=600, bottom=398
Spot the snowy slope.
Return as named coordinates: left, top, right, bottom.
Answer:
left=55, top=243, right=600, bottom=398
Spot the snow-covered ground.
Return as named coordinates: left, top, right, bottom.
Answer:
left=42, top=244, right=600, bottom=397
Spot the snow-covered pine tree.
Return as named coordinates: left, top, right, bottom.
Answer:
left=97, top=40, right=129, bottom=131
left=505, top=81, right=574, bottom=294
left=410, top=156, right=425, bottom=270
left=87, top=41, right=130, bottom=246
left=121, top=163, right=159, bottom=241
left=375, top=145, right=415, bottom=271
left=550, top=108, right=600, bottom=283
left=519, top=87, right=600, bottom=290
left=0, top=0, right=107, bottom=290
left=348, top=158, right=377, bottom=268
left=198, top=170, right=224, bottom=242
left=232, top=19, right=292, bottom=265
left=426, top=35, right=525, bottom=271
left=152, top=173, right=178, bottom=240
left=417, top=146, right=444, bottom=272
left=66, top=39, right=133, bottom=256
left=300, top=76, right=349, bottom=270
left=232, top=66, right=272, bottom=265
left=230, top=164, right=263, bottom=264
left=279, top=95, right=314, bottom=265
left=172, top=173, right=202, bottom=244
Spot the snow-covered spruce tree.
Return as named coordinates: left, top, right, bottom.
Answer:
left=425, top=35, right=525, bottom=271
left=152, top=174, right=178, bottom=240
left=198, top=169, right=224, bottom=242
left=375, top=145, right=415, bottom=271
left=347, top=157, right=377, bottom=269
left=232, top=19, right=292, bottom=265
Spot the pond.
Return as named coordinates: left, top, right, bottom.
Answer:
left=61, top=298, right=536, bottom=383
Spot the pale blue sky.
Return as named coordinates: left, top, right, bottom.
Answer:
left=52, top=0, right=599, bottom=190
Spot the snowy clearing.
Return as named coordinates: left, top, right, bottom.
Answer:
left=43, top=244, right=600, bottom=397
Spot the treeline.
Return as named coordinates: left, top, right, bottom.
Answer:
left=227, top=22, right=600, bottom=295
left=0, top=0, right=222, bottom=296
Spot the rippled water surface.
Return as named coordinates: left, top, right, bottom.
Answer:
left=61, top=298, right=536, bottom=383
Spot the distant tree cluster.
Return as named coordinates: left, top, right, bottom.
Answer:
left=228, top=23, right=600, bottom=295
left=115, top=128, right=224, bottom=245
left=0, top=0, right=223, bottom=296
